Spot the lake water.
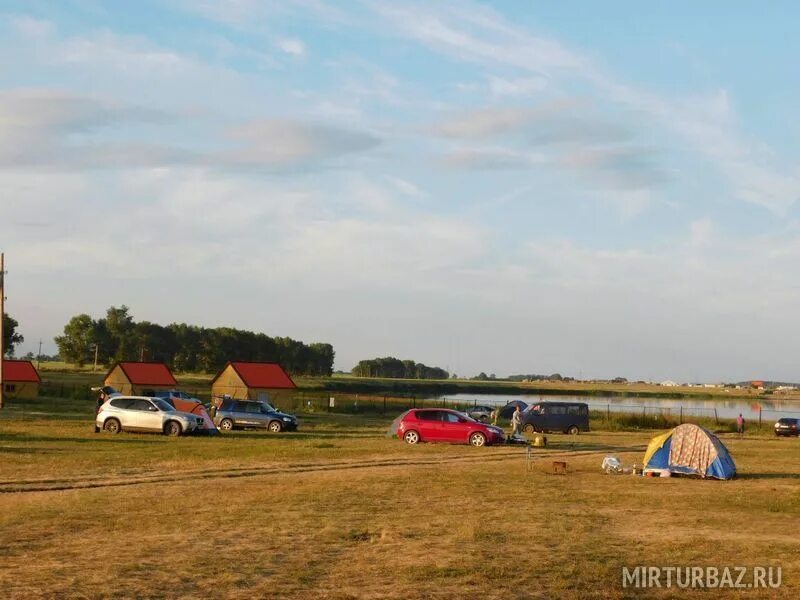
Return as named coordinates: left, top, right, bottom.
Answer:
left=442, top=393, right=800, bottom=422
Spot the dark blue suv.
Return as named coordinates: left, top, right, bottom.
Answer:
left=521, top=402, right=589, bottom=435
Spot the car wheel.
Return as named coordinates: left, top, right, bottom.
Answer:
left=567, top=425, right=580, bottom=435
left=103, top=418, right=121, bottom=434
left=522, top=424, right=534, bottom=434
left=164, top=421, right=182, bottom=436
left=268, top=420, right=283, bottom=433
left=219, top=418, right=234, bottom=432
left=469, top=432, right=486, bottom=447
left=403, top=430, right=420, bottom=444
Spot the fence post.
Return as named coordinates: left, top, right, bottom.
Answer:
left=759, top=408, right=762, bottom=429
left=714, top=408, right=718, bottom=425
left=383, top=396, right=386, bottom=414
left=607, top=404, right=610, bottom=422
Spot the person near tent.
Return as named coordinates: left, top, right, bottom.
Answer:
left=491, top=408, right=499, bottom=426
left=736, top=413, right=745, bottom=436
left=510, top=405, right=522, bottom=438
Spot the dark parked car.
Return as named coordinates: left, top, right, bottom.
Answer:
left=774, top=418, right=800, bottom=437
left=396, top=409, right=506, bottom=446
left=520, top=401, right=589, bottom=435
left=213, top=399, right=298, bottom=432
left=498, top=400, right=528, bottom=420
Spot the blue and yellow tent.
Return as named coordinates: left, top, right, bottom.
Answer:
left=643, top=423, right=736, bottom=479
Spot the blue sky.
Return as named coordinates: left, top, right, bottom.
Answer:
left=1, top=1, right=799, bottom=381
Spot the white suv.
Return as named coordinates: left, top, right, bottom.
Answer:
left=96, top=396, right=202, bottom=436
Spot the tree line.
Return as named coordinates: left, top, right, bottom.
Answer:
left=351, top=357, right=449, bottom=380
left=54, top=306, right=334, bottom=376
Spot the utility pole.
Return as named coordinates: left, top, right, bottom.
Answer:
left=0, top=252, right=5, bottom=410
left=37, top=339, right=42, bottom=371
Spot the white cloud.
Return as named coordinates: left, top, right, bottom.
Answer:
left=276, top=37, right=306, bottom=56
left=441, top=147, right=543, bottom=170
left=224, top=119, right=380, bottom=166
left=435, top=106, right=553, bottom=138
left=373, top=1, right=800, bottom=214
left=0, top=89, right=380, bottom=171
left=689, top=218, right=714, bottom=248
left=8, top=14, right=55, bottom=38
left=487, top=75, right=547, bottom=97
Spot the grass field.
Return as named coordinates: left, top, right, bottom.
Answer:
left=0, top=396, right=798, bottom=599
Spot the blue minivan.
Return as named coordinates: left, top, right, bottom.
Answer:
left=521, top=402, right=589, bottom=435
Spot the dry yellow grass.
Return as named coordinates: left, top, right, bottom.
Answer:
left=0, top=411, right=798, bottom=599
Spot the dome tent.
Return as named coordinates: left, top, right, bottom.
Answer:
left=643, top=423, right=736, bottom=480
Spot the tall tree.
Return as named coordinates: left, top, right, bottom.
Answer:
left=2, top=314, right=24, bottom=357
left=105, top=305, right=135, bottom=361
left=54, top=314, right=95, bottom=366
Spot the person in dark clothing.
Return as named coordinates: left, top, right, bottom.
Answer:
left=94, top=391, right=106, bottom=433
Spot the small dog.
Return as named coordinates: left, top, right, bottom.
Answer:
left=552, top=461, right=567, bottom=474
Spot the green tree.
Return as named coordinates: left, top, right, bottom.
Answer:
left=2, top=314, right=24, bottom=357
left=54, top=314, right=96, bottom=366
left=105, top=305, right=135, bottom=361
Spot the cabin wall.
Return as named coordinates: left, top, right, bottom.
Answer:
left=210, top=366, right=248, bottom=399
left=3, top=382, right=38, bottom=399
left=104, top=366, right=133, bottom=395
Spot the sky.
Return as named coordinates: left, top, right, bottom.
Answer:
left=1, top=1, right=799, bottom=382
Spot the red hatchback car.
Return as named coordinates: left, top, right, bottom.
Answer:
left=395, top=409, right=507, bottom=447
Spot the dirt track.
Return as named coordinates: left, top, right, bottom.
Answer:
left=0, top=445, right=644, bottom=494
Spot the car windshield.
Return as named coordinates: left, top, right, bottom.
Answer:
left=260, top=402, right=277, bottom=413
left=152, top=399, right=175, bottom=412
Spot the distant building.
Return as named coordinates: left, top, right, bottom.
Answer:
left=660, top=380, right=678, bottom=387
left=211, top=361, right=297, bottom=403
left=104, top=362, right=178, bottom=396
left=2, top=360, right=41, bottom=398
left=750, top=380, right=765, bottom=390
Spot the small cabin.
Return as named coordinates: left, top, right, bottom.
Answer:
left=104, top=362, right=178, bottom=396
left=2, top=360, right=41, bottom=399
left=211, top=361, right=297, bottom=404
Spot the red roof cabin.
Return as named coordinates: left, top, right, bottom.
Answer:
left=2, top=360, right=41, bottom=399
left=211, top=361, right=297, bottom=404
left=104, top=362, right=178, bottom=396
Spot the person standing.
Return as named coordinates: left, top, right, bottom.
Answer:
left=93, top=390, right=107, bottom=433
left=491, top=408, right=499, bottom=426
left=510, top=405, right=522, bottom=438
left=736, top=413, right=745, bottom=436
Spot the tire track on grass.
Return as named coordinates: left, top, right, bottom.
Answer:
left=0, top=447, right=644, bottom=494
